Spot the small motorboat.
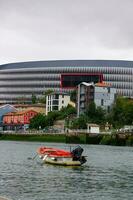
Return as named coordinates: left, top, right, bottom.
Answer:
left=37, top=145, right=87, bottom=166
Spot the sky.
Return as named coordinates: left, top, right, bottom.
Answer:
left=0, top=0, right=133, bottom=65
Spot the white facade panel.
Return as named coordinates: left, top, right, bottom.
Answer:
left=46, top=93, right=70, bottom=115
left=0, top=60, right=132, bottom=103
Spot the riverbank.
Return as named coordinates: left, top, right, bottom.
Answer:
left=0, top=133, right=133, bottom=146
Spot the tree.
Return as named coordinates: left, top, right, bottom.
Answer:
left=109, top=97, right=133, bottom=128
left=46, top=111, right=60, bottom=126
left=58, top=105, right=76, bottom=119
left=125, top=103, right=133, bottom=125
left=29, top=113, right=46, bottom=129
left=29, top=105, right=76, bottom=130
left=70, top=90, right=77, bottom=103
left=43, top=89, right=53, bottom=96
left=31, top=93, right=37, bottom=104
left=85, top=102, right=106, bottom=124
left=86, top=102, right=96, bottom=118
left=38, top=89, right=54, bottom=104
left=95, top=106, right=106, bottom=124
left=71, top=115, right=88, bottom=129
left=17, top=96, right=27, bottom=104
left=38, top=96, right=46, bottom=104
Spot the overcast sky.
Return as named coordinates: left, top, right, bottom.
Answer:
left=0, top=0, right=133, bottom=64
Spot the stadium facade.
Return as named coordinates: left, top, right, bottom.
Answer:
left=0, top=60, right=132, bottom=103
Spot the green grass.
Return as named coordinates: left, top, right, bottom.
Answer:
left=0, top=134, right=66, bottom=143
left=0, top=133, right=133, bottom=146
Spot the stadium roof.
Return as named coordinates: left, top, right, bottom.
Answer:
left=0, top=60, right=133, bottom=70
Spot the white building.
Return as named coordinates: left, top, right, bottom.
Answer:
left=77, top=82, right=116, bottom=116
left=87, top=123, right=100, bottom=134
left=46, top=92, right=70, bottom=115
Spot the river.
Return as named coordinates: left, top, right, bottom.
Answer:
left=0, top=141, right=133, bottom=200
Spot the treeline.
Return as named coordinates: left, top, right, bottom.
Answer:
left=73, top=97, right=133, bottom=129
left=29, top=105, right=76, bottom=130
left=29, top=97, right=133, bottom=130
left=108, top=97, right=133, bottom=128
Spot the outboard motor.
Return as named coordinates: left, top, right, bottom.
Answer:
left=71, top=146, right=87, bottom=164
left=80, top=156, right=87, bottom=165
left=71, top=146, right=83, bottom=158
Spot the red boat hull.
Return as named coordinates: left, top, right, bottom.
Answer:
left=37, top=147, right=72, bottom=158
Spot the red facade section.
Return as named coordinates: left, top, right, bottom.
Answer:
left=3, top=110, right=38, bottom=125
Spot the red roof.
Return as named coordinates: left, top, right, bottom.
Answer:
left=95, top=82, right=111, bottom=87
left=4, top=109, right=38, bottom=116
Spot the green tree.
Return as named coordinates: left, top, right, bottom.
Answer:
left=38, top=89, right=54, bottom=104
left=70, top=90, right=77, bottom=103
left=29, top=113, right=46, bottom=129
left=71, top=115, right=87, bottom=129
left=31, top=93, right=37, bottom=104
left=86, top=102, right=96, bottom=116
left=109, top=97, right=133, bottom=128
left=38, top=96, right=46, bottom=104
left=17, top=96, right=27, bottom=104
left=124, top=101, right=133, bottom=125
left=58, top=105, right=76, bottom=119
left=111, top=97, right=126, bottom=128
left=46, top=111, right=60, bottom=126
left=29, top=105, right=76, bottom=130
left=43, top=89, right=53, bottom=96
left=85, top=102, right=106, bottom=124
left=95, top=106, right=106, bottom=124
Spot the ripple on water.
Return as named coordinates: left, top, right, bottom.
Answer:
left=0, top=142, right=133, bottom=200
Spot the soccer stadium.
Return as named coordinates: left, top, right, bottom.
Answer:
left=0, top=60, right=132, bottom=103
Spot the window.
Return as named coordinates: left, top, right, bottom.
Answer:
left=108, top=87, right=110, bottom=93
left=52, top=106, right=58, bottom=110
left=53, top=100, right=58, bottom=105
left=55, top=94, right=59, bottom=99
left=101, top=99, right=104, bottom=106
left=62, top=100, right=64, bottom=104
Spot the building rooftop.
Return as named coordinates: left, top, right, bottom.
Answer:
left=95, top=82, right=111, bottom=87
left=47, top=92, right=70, bottom=96
left=1, top=60, right=133, bottom=70
left=4, top=109, right=38, bottom=116
left=87, top=123, right=100, bottom=127
left=79, top=82, right=94, bottom=86
left=79, top=82, right=112, bottom=88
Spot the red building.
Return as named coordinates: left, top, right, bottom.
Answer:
left=3, top=109, right=38, bottom=131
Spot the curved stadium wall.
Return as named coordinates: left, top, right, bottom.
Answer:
left=0, top=60, right=132, bottom=103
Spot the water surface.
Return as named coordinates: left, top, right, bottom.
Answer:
left=0, top=141, right=133, bottom=200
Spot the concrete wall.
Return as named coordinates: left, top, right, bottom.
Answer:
left=94, top=87, right=116, bottom=111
